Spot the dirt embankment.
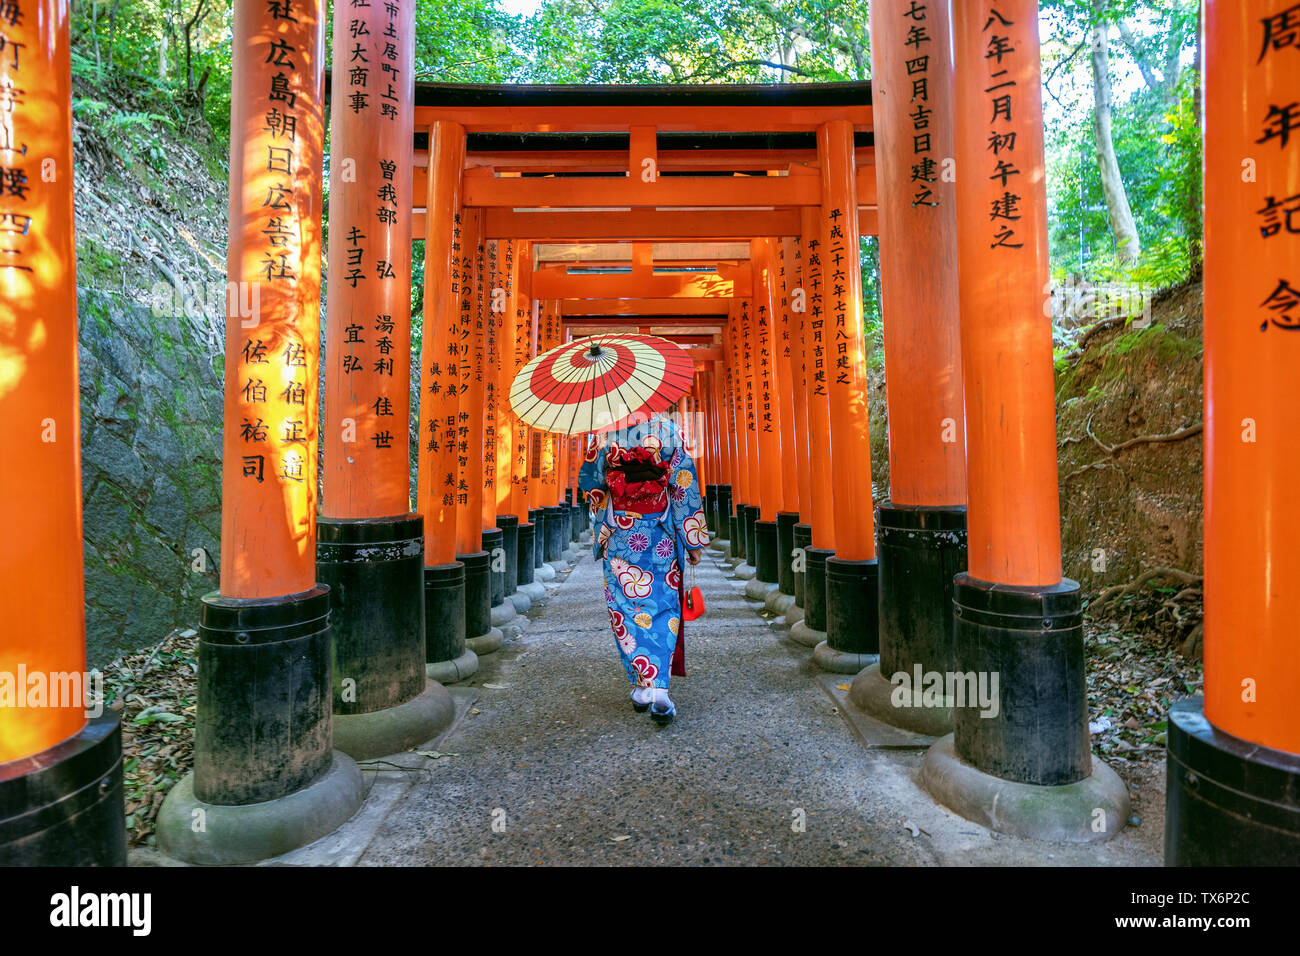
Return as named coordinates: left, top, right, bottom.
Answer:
left=866, top=279, right=1205, bottom=651
left=1056, top=281, right=1204, bottom=590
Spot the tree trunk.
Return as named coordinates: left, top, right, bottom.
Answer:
left=106, top=0, right=121, bottom=71
left=1091, top=21, right=1141, bottom=265
left=91, top=0, right=101, bottom=72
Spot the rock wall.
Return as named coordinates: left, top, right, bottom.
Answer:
left=79, top=289, right=222, bottom=665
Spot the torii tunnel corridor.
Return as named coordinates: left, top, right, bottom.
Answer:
left=2, top=0, right=1298, bottom=875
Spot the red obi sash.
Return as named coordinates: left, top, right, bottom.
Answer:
left=606, top=446, right=670, bottom=513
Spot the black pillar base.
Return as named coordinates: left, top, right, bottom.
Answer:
left=744, top=504, right=759, bottom=566
left=543, top=505, right=565, bottom=562
left=193, top=586, right=334, bottom=805
left=316, top=514, right=425, bottom=717
left=1166, top=697, right=1300, bottom=865
left=424, top=561, right=468, bottom=663
left=497, top=515, right=519, bottom=595
left=529, top=508, right=546, bottom=569
left=730, top=511, right=745, bottom=560
left=816, top=557, right=880, bottom=673
left=802, top=546, right=834, bottom=632
left=826, top=558, right=880, bottom=654
left=776, top=511, right=799, bottom=595
left=481, top=529, right=505, bottom=607
left=877, top=503, right=968, bottom=678
left=459, top=550, right=493, bottom=637
left=705, top=484, right=718, bottom=533
left=953, top=574, right=1088, bottom=786
left=517, top=522, right=536, bottom=585
left=792, top=523, right=813, bottom=607
left=156, top=585, right=365, bottom=864
left=565, top=502, right=577, bottom=545
left=0, top=713, right=126, bottom=866
left=717, top=485, right=733, bottom=539
left=754, top=519, right=779, bottom=583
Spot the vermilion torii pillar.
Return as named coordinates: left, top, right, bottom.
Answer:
left=747, top=237, right=786, bottom=600
left=316, top=0, right=452, bottom=763
left=512, top=247, right=546, bottom=602
left=920, top=0, right=1128, bottom=842
left=814, top=121, right=880, bottom=675
left=737, top=294, right=763, bottom=579
left=777, top=236, right=810, bottom=620
left=1165, top=0, right=1300, bottom=865
left=723, top=307, right=749, bottom=563
left=158, top=0, right=365, bottom=865
left=709, top=358, right=734, bottom=552
left=418, top=120, right=477, bottom=684
left=791, top=203, right=839, bottom=649
left=494, top=239, right=533, bottom=615
left=0, top=0, right=126, bottom=866
left=851, top=0, right=970, bottom=736
left=477, top=238, right=516, bottom=650
left=538, top=299, right=567, bottom=573
left=459, top=214, right=503, bottom=656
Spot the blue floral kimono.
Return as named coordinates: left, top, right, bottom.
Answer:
left=579, top=416, right=710, bottom=690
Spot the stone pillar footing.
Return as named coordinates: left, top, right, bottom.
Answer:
left=156, top=751, right=364, bottom=865
left=427, top=647, right=478, bottom=684
left=333, top=678, right=455, bottom=761
left=813, top=641, right=877, bottom=674
left=465, top=626, right=504, bottom=656
left=744, top=577, right=779, bottom=601
left=765, top=588, right=796, bottom=615
left=849, top=661, right=954, bottom=737
left=921, top=735, right=1129, bottom=844
left=789, top=621, right=825, bottom=648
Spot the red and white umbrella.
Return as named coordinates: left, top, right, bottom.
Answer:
left=508, top=333, right=695, bottom=435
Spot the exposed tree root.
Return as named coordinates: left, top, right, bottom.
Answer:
left=1089, top=565, right=1203, bottom=614
left=1061, top=419, right=1202, bottom=481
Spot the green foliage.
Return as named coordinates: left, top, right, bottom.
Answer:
left=72, top=0, right=1202, bottom=306
left=1042, top=0, right=1201, bottom=289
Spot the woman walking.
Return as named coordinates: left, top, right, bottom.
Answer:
left=580, top=413, right=709, bottom=723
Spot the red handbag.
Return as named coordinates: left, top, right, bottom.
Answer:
left=682, top=562, right=705, bottom=621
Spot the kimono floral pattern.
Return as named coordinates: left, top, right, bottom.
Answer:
left=580, top=416, right=708, bottom=690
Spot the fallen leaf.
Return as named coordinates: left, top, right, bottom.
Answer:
left=836, top=684, right=851, bottom=691
left=609, top=835, right=632, bottom=843
left=415, top=750, right=459, bottom=760
left=482, top=682, right=508, bottom=690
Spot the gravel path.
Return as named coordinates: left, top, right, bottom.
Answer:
left=357, top=546, right=1164, bottom=866
left=359, top=546, right=933, bottom=865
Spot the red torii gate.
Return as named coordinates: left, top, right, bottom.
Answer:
left=3, top=0, right=1297, bottom=868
